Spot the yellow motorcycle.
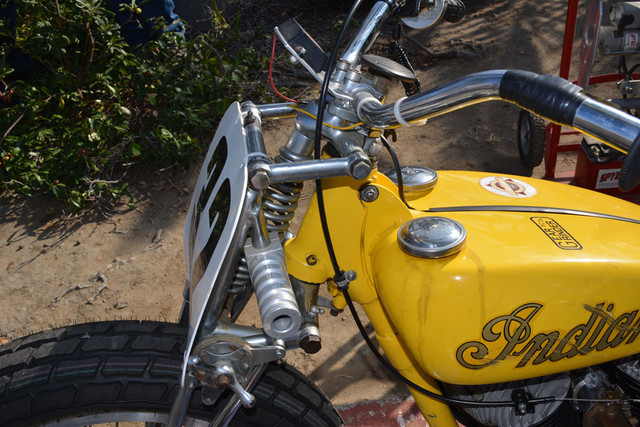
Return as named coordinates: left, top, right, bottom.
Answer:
left=2, top=1, right=640, bottom=426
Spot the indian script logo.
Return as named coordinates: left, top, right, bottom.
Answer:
left=456, top=303, right=640, bottom=369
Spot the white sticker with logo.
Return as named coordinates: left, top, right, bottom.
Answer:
left=479, top=176, right=537, bottom=198
left=625, top=32, right=640, bottom=51
left=595, top=168, right=621, bottom=189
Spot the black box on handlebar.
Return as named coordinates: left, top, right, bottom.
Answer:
left=278, top=19, right=327, bottom=74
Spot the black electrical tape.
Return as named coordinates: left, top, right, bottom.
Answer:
left=500, top=70, right=587, bottom=126
left=619, top=132, right=640, bottom=191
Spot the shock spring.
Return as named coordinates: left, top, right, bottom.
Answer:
left=262, top=145, right=308, bottom=236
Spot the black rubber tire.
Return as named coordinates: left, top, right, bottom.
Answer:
left=517, top=109, right=547, bottom=168
left=619, top=132, right=640, bottom=191
left=0, top=321, right=343, bottom=426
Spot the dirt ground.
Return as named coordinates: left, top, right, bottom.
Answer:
left=0, top=0, right=626, bottom=410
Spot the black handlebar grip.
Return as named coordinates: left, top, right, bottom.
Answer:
left=500, top=70, right=640, bottom=192
left=499, top=70, right=587, bottom=126
left=619, top=133, right=640, bottom=191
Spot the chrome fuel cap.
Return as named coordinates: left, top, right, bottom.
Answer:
left=398, top=217, right=466, bottom=258
left=383, top=166, right=438, bottom=198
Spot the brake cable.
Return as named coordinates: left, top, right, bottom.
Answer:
left=379, top=134, right=412, bottom=209
left=311, top=0, right=560, bottom=411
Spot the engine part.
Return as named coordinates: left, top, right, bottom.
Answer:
left=614, top=355, right=640, bottom=416
left=610, top=2, right=640, bottom=28
left=444, top=375, right=572, bottom=427
left=600, top=26, right=640, bottom=54
left=584, top=388, right=634, bottom=427
left=444, top=0, right=466, bottom=23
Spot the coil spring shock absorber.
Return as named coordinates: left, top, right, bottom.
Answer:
left=228, top=144, right=309, bottom=295
left=229, top=261, right=250, bottom=295
left=262, top=145, right=308, bottom=236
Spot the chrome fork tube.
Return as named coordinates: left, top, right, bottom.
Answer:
left=341, top=1, right=393, bottom=66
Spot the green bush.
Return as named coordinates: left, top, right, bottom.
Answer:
left=0, top=0, right=264, bottom=210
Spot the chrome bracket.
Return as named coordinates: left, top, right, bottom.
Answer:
left=186, top=333, right=286, bottom=412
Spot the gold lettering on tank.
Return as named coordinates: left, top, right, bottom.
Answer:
left=456, top=303, right=640, bottom=369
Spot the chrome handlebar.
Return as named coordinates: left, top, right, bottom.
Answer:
left=255, top=69, right=640, bottom=190
left=355, top=69, right=640, bottom=191
left=356, top=69, right=640, bottom=154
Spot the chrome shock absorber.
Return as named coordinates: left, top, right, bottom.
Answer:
left=228, top=108, right=313, bottom=298
left=262, top=128, right=313, bottom=236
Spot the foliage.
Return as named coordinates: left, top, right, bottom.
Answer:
left=0, top=0, right=265, bottom=210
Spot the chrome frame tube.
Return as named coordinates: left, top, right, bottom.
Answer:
left=268, top=152, right=371, bottom=183
left=255, top=102, right=296, bottom=119
left=341, top=1, right=393, bottom=66
left=269, top=157, right=352, bottom=182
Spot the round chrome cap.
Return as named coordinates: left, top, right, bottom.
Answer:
left=398, top=217, right=466, bottom=258
left=383, top=166, right=438, bottom=198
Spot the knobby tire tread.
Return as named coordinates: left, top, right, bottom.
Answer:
left=0, top=320, right=343, bottom=426
left=518, top=110, right=546, bottom=169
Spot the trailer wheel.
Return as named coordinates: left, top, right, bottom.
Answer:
left=517, top=110, right=546, bottom=168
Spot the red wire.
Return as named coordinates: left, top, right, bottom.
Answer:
left=270, top=33, right=298, bottom=104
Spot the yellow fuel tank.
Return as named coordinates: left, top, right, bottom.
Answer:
left=372, top=171, right=640, bottom=385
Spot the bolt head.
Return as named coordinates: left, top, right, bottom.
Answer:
left=216, top=374, right=230, bottom=387
left=299, top=335, right=322, bottom=354
left=249, top=169, right=271, bottom=190
left=351, top=160, right=372, bottom=180
left=359, top=185, right=379, bottom=202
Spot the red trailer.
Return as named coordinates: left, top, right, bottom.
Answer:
left=518, top=0, right=640, bottom=201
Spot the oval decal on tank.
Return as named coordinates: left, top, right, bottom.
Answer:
left=479, top=176, right=537, bottom=198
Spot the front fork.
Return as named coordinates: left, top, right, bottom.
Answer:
left=168, top=102, right=346, bottom=426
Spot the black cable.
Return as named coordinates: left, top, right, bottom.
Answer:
left=380, top=134, right=412, bottom=210
left=619, top=56, right=632, bottom=113
left=341, top=288, right=558, bottom=408
left=620, top=55, right=630, bottom=80
left=313, top=0, right=363, bottom=276
left=309, top=0, right=560, bottom=412
left=629, top=62, right=640, bottom=75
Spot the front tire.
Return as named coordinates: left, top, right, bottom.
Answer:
left=0, top=321, right=342, bottom=426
